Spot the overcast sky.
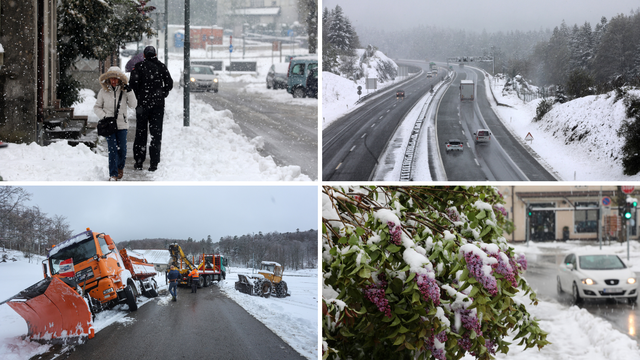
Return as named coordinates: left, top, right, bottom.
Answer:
left=323, top=0, right=640, bottom=33
left=19, top=185, right=318, bottom=243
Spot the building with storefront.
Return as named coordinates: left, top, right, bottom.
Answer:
left=498, top=186, right=638, bottom=243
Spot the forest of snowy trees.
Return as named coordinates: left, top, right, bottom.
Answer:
left=121, top=229, right=318, bottom=270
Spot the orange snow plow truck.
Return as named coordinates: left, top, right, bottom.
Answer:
left=0, top=228, right=158, bottom=343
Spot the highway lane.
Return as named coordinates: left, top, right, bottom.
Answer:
left=435, top=64, right=556, bottom=181
left=322, top=62, right=443, bottom=181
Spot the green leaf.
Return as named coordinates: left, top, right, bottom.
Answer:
left=405, top=272, right=416, bottom=284
left=476, top=210, right=486, bottom=220
left=391, top=316, right=401, bottom=327
left=412, top=291, right=420, bottom=303
left=356, top=227, right=365, bottom=237
left=459, top=268, right=469, bottom=282
left=358, top=267, right=371, bottom=279
left=348, top=235, right=359, bottom=245
left=338, top=236, right=348, bottom=244
left=387, top=244, right=401, bottom=253
left=393, top=334, right=406, bottom=346
left=479, top=225, right=491, bottom=238
left=469, top=286, right=479, bottom=298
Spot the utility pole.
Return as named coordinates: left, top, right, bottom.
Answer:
left=183, top=0, right=190, bottom=127
left=164, top=0, right=168, bottom=66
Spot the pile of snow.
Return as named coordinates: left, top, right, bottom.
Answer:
left=486, top=73, right=640, bottom=180
left=0, top=87, right=309, bottom=181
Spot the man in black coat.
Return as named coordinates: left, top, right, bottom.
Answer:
left=129, top=46, right=173, bottom=172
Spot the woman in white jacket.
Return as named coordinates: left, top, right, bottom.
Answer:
left=94, top=66, right=137, bottom=181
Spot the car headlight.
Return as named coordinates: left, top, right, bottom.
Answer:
left=214, top=78, right=218, bottom=83
left=581, top=278, right=597, bottom=285
left=190, top=77, right=196, bottom=82
left=628, top=278, right=637, bottom=285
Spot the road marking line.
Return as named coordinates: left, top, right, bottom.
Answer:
left=379, top=116, right=383, bottom=119
left=336, top=162, right=342, bottom=170
left=361, top=133, right=366, bottom=138
left=387, top=110, right=390, bottom=113
left=474, top=159, right=480, bottom=166
left=371, top=123, right=376, bottom=128
left=350, top=145, right=356, bottom=152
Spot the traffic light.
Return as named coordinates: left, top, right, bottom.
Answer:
left=527, top=206, right=532, bottom=217
left=624, top=203, right=632, bottom=220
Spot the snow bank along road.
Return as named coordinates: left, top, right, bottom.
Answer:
left=322, top=63, right=443, bottom=181
left=435, top=64, right=556, bottom=181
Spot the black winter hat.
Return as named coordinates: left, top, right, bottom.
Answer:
left=143, top=46, right=157, bottom=59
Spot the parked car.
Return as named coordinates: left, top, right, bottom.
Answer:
left=179, top=65, right=219, bottom=92
left=473, top=129, right=491, bottom=143
left=557, top=251, right=638, bottom=303
left=266, top=63, right=290, bottom=90
left=396, top=90, right=405, bottom=99
left=121, top=45, right=144, bottom=57
left=286, top=55, right=318, bottom=98
left=305, top=68, right=317, bottom=98
left=445, top=139, right=464, bottom=151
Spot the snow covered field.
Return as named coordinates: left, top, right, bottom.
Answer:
left=484, top=71, right=640, bottom=181
left=0, top=47, right=315, bottom=181
left=0, top=249, right=318, bottom=360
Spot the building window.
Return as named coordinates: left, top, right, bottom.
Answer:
left=574, top=202, right=598, bottom=233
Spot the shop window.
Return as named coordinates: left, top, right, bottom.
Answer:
left=574, top=202, right=598, bottom=233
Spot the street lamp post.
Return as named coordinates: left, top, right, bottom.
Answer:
left=183, top=0, right=190, bottom=127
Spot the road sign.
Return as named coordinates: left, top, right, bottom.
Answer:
left=525, top=132, right=534, bottom=141
left=602, top=196, right=611, bottom=207
left=622, top=186, right=635, bottom=194
left=229, top=44, right=233, bottom=53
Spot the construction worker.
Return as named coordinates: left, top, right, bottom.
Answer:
left=168, top=265, right=180, bottom=301
left=188, top=268, right=199, bottom=293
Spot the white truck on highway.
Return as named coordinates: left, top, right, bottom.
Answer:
left=460, top=80, right=474, bottom=101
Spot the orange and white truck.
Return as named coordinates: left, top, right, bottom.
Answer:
left=0, top=228, right=158, bottom=343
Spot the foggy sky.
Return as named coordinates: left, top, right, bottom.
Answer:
left=323, top=0, right=640, bottom=33
left=20, top=185, right=318, bottom=243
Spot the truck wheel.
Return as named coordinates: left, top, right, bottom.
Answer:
left=198, top=276, right=205, bottom=288
left=147, top=279, right=159, bottom=298
left=125, top=283, right=138, bottom=311
left=275, top=281, right=288, bottom=298
left=261, top=280, right=272, bottom=298
left=293, top=88, right=305, bottom=98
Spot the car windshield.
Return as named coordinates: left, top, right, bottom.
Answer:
left=191, top=66, right=214, bottom=75
left=579, top=255, right=626, bottom=270
left=478, top=131, right=489, bottom=136
left=49, top=236, right=97, bottom=275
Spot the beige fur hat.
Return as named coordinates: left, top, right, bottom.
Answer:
left=99, top=66, right=128, bottom=91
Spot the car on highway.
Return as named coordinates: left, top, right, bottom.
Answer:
left=427, top=72, right=432, bottom=78
left=266, top=63, right=289, bottom=89
left=473, top=129, right=491, bottom=143
left=557, top=251, right=638, bottom=304
left=445, top=139, right=464, bottom=151
left=396, top=90, right=405, bottom=99
left=179, top=65, right=219, bottom=92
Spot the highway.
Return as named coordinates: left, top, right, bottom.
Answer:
left=322, top=63, right=443, bottom=181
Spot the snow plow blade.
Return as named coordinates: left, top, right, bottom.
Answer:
left=0, top=277, right=94, bottom=343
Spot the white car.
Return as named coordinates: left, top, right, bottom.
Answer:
left=557, top=251, right=638, bottom=303
left=473, top=129, right=491, bottom=143
left=445, top=139, right=464, bottom=151
left=179, top=65, right=219, bottom=93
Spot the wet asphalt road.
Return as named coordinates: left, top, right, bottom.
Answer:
left=523, top=247, right=640, bottom=345
left=197, top=82, right=318, bottom=180
left=46, top=286, right=304, bottom=360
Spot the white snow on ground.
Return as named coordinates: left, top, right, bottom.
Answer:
left=0, top=47, right=315, bottom=181
left=0, top=249, right=317, bottom=360
left=219, top=268, right=318, bottom=360
left=484, top=72, right=640, bottom=181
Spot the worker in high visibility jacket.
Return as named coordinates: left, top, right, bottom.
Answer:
left=188, top=268, right=199, bottom=293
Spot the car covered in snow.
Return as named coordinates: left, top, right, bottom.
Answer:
left=473, top=129, right=491, bottom=143
left=266, top=62, right=290, bottom=89
left=445, top=139, right=464, bottom=151
left=179, top=65, right=219, bottom=93
left=557, top=251, right=638, bottom=304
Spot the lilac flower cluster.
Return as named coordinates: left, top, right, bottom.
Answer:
left=488, top=253, right=517, bottom=287
left=424, top=332, right=447, bottom=360
left=458, top=335, right=472, bottom=351
left=387, top=221, right=402, bottom=245
left=363, top=280, right=391, bottom=318
left=463, top=251, right=497, bottom=295
left=458, top=308, right=482, bottom=336
left=447, top=207, right=461, bottom=222
left=516, top=253, right=528, bottom=270
left=416, top=274, right=441, bottom=306
left=493, top=204, right=507, bottom=218
left=485, top=339, right=497, bottom=355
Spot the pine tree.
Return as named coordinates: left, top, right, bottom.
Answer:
left=327, top=5, right=351, bottom=53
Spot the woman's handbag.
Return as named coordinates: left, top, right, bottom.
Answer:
left=97, top=91, right=124, bottom=137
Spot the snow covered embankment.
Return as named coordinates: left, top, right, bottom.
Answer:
left=487, top=74, right=640, bottom=181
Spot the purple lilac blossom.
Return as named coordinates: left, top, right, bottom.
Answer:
left=416, top=273, right=441, bottom=305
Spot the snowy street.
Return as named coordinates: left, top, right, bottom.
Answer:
left=0, top=250, right=318, bottom=360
